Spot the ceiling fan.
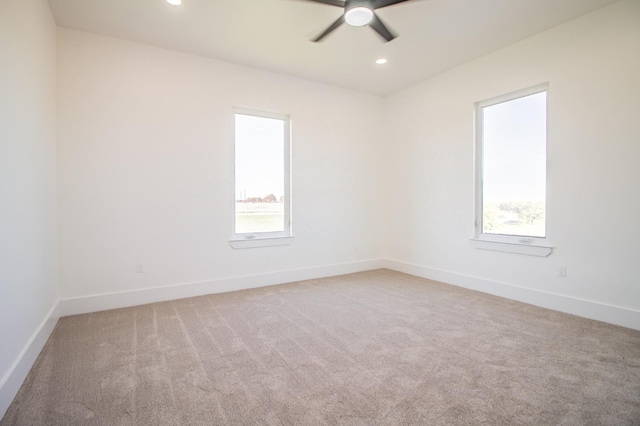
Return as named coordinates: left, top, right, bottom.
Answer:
left=301, top=0, right=415, bottom=42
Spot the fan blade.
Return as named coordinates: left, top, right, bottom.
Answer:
left=369, top=13, right=396, bottom=42
left=371, top=0, right=411, bottom=9
left=313, top=15, right=345, bottom=42
left=298, top=0, right=345, bottom=7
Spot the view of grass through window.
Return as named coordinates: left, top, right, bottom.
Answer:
left=234, top=113, right=287, bottom=234
left=481, top=90, right=547, bottom=238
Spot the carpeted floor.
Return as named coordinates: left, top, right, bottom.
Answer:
left=2, top=269, right=640, bottom=425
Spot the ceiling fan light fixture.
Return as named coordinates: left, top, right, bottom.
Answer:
left=345, top=7, right=374, bottom=27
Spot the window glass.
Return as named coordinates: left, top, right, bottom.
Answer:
left=480, top=89, right=547, bottom=238
left=234, top=112, right=290, bottom=236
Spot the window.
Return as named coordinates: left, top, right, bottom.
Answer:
left=472, top=84, right=551, bottom=256
left=231, top=109, right=292, bottom=248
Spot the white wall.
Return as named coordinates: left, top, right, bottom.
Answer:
left=384, top=0, right=640, bottom=322
left=57, top=29, right=386, bottom=303
left=0, top=0, right=59, bottom=416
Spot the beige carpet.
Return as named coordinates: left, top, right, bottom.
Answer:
left=2, top=269, right=640, bottom=425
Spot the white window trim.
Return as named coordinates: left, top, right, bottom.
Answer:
left=471, top=83, right=552, bottom=257
left=230, top=236, right=294, bottom=249
left=230, top=108, right=293, bottom=249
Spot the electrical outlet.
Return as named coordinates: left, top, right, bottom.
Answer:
left=558, top=265, right=567, bottom=277
left=136, top=263, right=144, bottom=274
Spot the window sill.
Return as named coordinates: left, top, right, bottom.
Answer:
left=470, top=238, right=552, bottom=257
left=230, top=236, right=294, bottom=249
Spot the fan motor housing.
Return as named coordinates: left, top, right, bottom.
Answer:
left=345, top=0, right=372, bottom=12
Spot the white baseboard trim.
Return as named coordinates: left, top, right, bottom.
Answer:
left=383, top=259, right=640, bottom=331
left=54, top=256, right=640, bottom=327
left=60, top=258, right=385, bottom=317
left=0, top=302, right=60, bottom=419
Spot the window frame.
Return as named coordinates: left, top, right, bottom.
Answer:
left=471, top=84, right=552, bottom=257
left=230, top=108, right=293, bottom=249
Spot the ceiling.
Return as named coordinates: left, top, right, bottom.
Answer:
left=48, top=0, right=619, bottom=96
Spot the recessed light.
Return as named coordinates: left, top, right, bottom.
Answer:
left=345, top=7, right=374, bottom=27
left=376, top=58, right=388, bottom=65
left=166, top=0, right=181, bottom=5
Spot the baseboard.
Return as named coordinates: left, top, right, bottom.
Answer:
left=60, top=258, right=385, bottom=316
left=55, top=256, right=640, bottom=327
left=383, top=259, right=640, bottom=331
left=0, top=302, right=60, bottom=419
